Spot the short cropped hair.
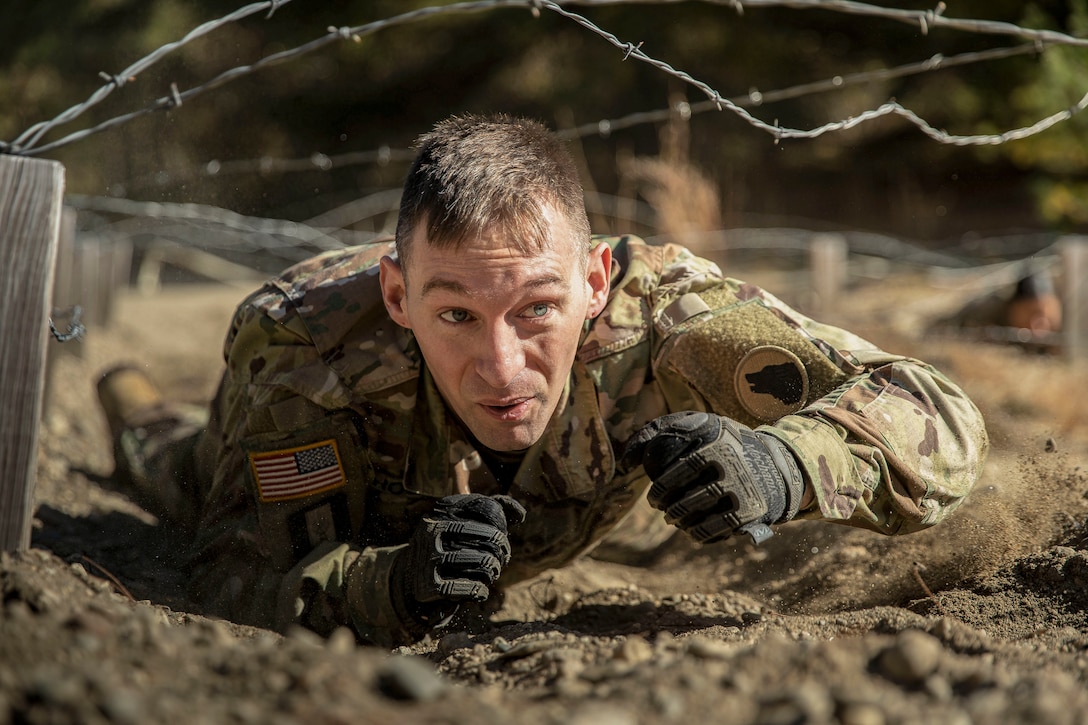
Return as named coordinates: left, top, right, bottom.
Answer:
left=394, top=114, right=591, bottom=274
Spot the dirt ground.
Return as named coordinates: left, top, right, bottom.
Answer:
left=4, top=265, right=1088, bottom=725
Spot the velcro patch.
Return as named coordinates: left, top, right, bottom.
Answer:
left=735, top=345, right=809, bottom=422
left=249, top=439, right=346, bottom=502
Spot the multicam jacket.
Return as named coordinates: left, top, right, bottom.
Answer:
left=182, top=235, right=989, bottom=645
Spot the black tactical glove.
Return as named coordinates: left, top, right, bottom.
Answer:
left=621, top=411, right=805, bottom=545
left=396, top=493, right=526, bottom=629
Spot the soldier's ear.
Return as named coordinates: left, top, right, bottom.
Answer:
left=379, top=255, right=411, bottom=328
left=585, top=241, right=611, bottom=319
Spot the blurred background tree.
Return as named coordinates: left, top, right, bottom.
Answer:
left=2, top=0, right=1086, bottom=244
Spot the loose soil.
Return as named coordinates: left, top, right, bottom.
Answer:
left=4, top=269, right=1088, bottom=725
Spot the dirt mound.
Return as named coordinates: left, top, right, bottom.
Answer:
left=4, top=278, right=1087, bottom=724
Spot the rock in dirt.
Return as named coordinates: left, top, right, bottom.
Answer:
left=876, top=629, right=943, bottom=685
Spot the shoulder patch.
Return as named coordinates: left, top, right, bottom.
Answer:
left=249, top=439, right=346, bottom=502
left=735, top=345, right=809, bottom=422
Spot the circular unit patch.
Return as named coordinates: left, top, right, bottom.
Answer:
left=734, top=345, right=809, bottom=422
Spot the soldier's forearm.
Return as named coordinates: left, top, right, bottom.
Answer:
left=762, top=358, right=988, bottom=533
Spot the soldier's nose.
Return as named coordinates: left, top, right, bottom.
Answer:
left=475, top=324, right=525, bottom=388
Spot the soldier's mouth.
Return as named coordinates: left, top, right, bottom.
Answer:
left=481, top=398, right=533, bottom=421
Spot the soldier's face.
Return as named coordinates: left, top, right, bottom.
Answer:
left=380, top=208, right=611, bottom=452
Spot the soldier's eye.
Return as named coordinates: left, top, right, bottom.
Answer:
left=440, top=309, right=471, bottom=323
left=526, top=303, right=551, bottom=318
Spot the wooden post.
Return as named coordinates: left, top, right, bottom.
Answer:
left=80, top=237, right=110, bottom=328
left=0, top=155, right=65, bottom=552
left=104, top=236, right=133, bottom=322
left=1061, top=236, right=1088, bottom=360
left=810, top=233, right=848, bottom=317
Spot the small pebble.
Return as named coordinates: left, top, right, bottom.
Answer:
left=877, top=630, right=942, bottom=685
left=437, top=631, right=475, bottom=656
left=325, top=626, right=356, bottom=654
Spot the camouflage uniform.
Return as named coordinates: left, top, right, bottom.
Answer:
left=120, top=235, right=989, bottom=646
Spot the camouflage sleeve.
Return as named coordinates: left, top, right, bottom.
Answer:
left=746, top=294, right=989, bottom=534
left=185, top=287, right=423, bottom=646
left=274, top=541, right=424, bottom=647
left=645, top=242, right=989, bottom=534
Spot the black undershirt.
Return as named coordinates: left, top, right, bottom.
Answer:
left=476, top=446, right=524, bottom=491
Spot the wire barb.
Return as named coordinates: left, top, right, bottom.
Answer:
left=329, top=25, right=357, bottom=41
left=97, top=71, right=132, bottom=89
left=167, top=82, right=183, bottom=109
left=49, top=306, right=86, bottom=343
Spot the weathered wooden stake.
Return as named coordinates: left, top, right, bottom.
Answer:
left=810, top=233, right=848, bottom=317
left=1061, top=236, right=1087, bottom=361
left=0, top=155, right=66, bottom=552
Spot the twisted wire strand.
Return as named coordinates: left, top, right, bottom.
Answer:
left=2, top=0, right=1086, bottom=158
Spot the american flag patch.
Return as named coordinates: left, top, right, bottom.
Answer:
left=250, top=439, right=346, bottom=502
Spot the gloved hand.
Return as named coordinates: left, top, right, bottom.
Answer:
left=621, top=411, right=805, bottom=545
left=396, top=493, right=526, bottom=629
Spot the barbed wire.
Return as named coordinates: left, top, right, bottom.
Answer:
left=9, top=0, right=298, bottom=154
left=203, top=147, right=418, bottom=177
left=548, top=1, right=1088, bottom=145
left=560, top=42, right=1048, bottom=140
left=66, top=194, right=366, bottom=251
left=3, top=0, right=1088, bottom=159
left=70, top=191, right=1066, bottom=271
left=146, top=42, right=1043, bottom=187
left=2, top=0, right=532, bottom=157
left=566, top=0, right=1088, bottom=47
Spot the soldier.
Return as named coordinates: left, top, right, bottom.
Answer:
left=934, top=269, right=1063, bottom=352
left=98, top=114, right=989, bottom=647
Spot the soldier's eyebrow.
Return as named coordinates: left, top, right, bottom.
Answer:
left=420, top=277, right=470, bottom=298
left=420, top=274, right=568, bottom=298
